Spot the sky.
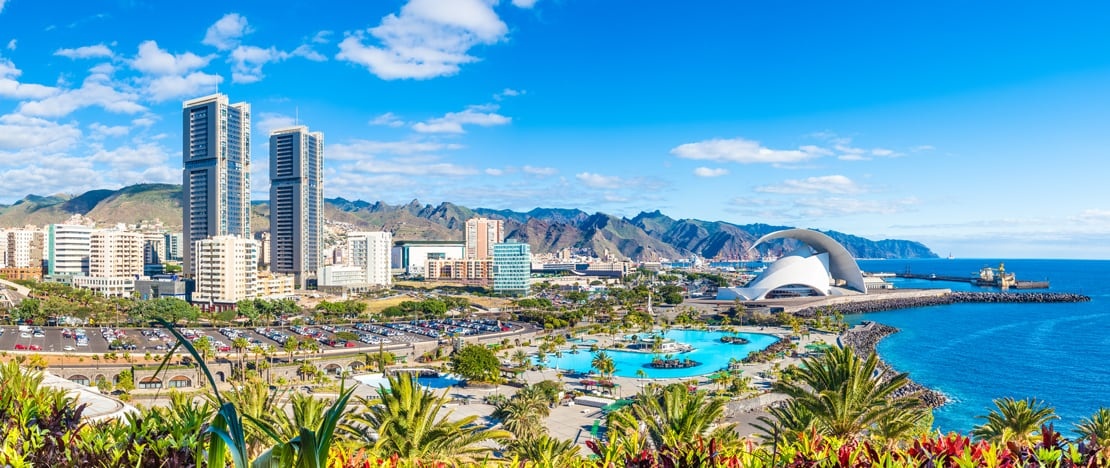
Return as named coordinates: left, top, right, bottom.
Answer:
left=1, top=1, right=1110, bottom=258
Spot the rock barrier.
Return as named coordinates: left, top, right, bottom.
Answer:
left=841, top=322, right=948, bottom=408
left=797, top=291, right=1090, bottom=317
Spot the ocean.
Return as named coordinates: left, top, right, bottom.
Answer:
left=849, top=258, right=1110, bottom=435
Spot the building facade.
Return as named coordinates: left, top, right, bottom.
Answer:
left=47, top=224, right=91, bottom=276
left=391, top=240, right=464, bottom=277
left=347, top=231, right=392, bottom=286
left=0, top=228, right=44, bottom=280
left=269, top=126, right=323, bottom=287
left=90, top=230, right=144, bottom=278
left=256, top=271, right=295, bottom=299
left=182, top=93, right=252, bottom=275
left=465, top=217, right=504, bottom=260
left=192, top=236, right=259, bottom=304
left=164, top=232, right=183, bottom=262
left=493, top=242, right=531, bottom=296
left=425, top=258, right=493, bottom=285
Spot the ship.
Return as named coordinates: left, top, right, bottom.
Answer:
left=972, top=263, right=1049, bottom=289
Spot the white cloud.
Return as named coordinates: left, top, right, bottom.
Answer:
left=89, top=122, right=129, bottom=138
left=230, top=45, right=289, bottom=83
left=671, top=137, right=829, bottom=164
left=493, top=88, right=523, bottom=100
left=0, top=1, right=6, bottom=15
left=484, top=168, right=503, bottom=176
left=522, top=165, right=557, bottom=176
left=369, top=112, right=405, bottom=127
left=329, top=139, right=463, bottom=160
left=336, top=0, right=509, bottom=80
left=512, top=0, right=539, bottom=7
left=0, top=113, right=81, bottom=152
left=6, top=39, right=15, bottom=51
left=203, top=13, right=252, bottom=51
left=693, top=167, right=728, bottom=177
left=131, top=116, right=156, bottom=127
left=290, top=44, right=326, bottom=62
left=412, top=105, right=510, bottom=133
left=576, top=172, right=622, bottom=188
left=143, top=71, right=222, bottom=102
left=131, top=40, right=212, bottom=76
left=54, top=44, right=114, bottom=59
left=755, top=175, right=864, bottom=194
left=255, top=112, right=296, bottom=136
left=17, top=74, right=145, bottom=117
left=871, top=148, right=896, bottom=157
left=311, top=31, right=333, bottom=44
left=0, top=58, right=58, bottom=99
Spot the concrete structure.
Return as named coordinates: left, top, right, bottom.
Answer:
left=425, top=258, right=493, bottom=285
left=143, top=232, right=166, bottom=266
left=269, top=126, right=323, bottom=287
left=255, top=231, right=270, bottom=268
left=164, top=232, right=183, bottom=262
left=716, top=228, right=867, bottom=301
left=90, top=229, right=144, bottom=278
left=317, top=265, right=367, bottom=287
left=182, top=93, right=252, bottom=275
left=256, top=270, right=296, bottom=299
left=347, top=231, right=392, bottom=286
left=73, top=276, right=135, bottom=297
left=135, top=275, right=194, bottom=300
left=46, top=224, right=91, bottom=276
left=493, top=242, right=531, bottom=295
left=391, top=240, right=464, bottom=277
left=465, top=217, right=503, bottom=260
left=192, top=235, right=259, bottom=305
left=1, top=228, right=44, bottom=280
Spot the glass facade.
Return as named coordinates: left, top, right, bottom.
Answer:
left=493, top=242, right=531, bottom=296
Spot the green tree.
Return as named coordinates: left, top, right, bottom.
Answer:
left=591, top=351, right=616, bottom=380
left=449, top=344, right=501, bottom=383
left=115, top=368, right=135, bottom=392
left=627, top=383, right=734, bottom=450
left=341, top=373, right=510, bottom=463
left=766, top=345, right=922, bottom=440
left=1075, top=407, right=1110, bottom=453
left=494, top=385, right=550, bottom=440
left=972, top=397, right=1058, bottom=444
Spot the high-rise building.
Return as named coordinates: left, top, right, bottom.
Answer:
left=164, top=232, right=183, bottom=262
left=465, top=217, right=504, bottom=260
left=192, top=235, right=259, bottom=304
left=346, top=231, right=392, bottom=286
left=493, top=242, right=531, bottom=296
left=90, top=229, right=144, bottom=278
left=182, top=93, right=251, bottom=275
left=143, top=233, right=166, bottom=266
left=0, top=228, right=44, bottom=280
left=47, top=224, right=92, bottom=276
left=269, top=126, right=323, bottom=287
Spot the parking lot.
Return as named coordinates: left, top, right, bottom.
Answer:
left=0, top=318, right=523, bottom=356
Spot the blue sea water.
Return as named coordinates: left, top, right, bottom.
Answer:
left=851, top=259, right=1110, bottom=434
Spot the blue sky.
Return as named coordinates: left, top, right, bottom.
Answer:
left=1, top=1, right=1110, bottom=258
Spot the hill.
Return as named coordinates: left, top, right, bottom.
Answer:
left=0, top=184, right=937, bottom=261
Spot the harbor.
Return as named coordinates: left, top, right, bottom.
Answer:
left=894, top=262, right=1050, bottom=289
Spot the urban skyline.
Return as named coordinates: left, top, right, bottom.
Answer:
left=1, top=1, right=1110, bottom=258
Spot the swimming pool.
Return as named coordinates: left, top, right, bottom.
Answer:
left=352, top=373, right=464, bottom=390
left=535, top=329, right=779, bottom=379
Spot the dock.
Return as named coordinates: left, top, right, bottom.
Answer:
left=895, top=263, right=1049, bottom=289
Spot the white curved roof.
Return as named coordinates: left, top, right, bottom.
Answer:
left=717, top=249, right=833, bottom=300
left=751, top=228, right=866, bottom=294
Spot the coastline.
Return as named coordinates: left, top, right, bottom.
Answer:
left=840, top=322, right=947, bottom=408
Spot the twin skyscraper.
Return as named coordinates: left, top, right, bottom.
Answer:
left=181, top=93, right=322, bottom=288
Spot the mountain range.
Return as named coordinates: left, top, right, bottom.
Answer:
left=0, top=184, right=937, bottom=261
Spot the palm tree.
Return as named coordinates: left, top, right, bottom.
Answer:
left=341, top=373, right=509, bottom=463
left=298, top=363, right=318, bottom=382
left=511, top=349, right=529, bottom=369
left=770, top=345, right=921, bottom=440
left=630, top=383, right=733, bottom=449
left=1075, top=407, right=1110, bottom=455
left=508, top=434, right=580, bottom=466
left=592, top=351, right=616, bottom=380
left=232, top=336, right=250, bottom=377
left=972, top=397, right=1058, bottom=444
left=495, top=385, right=550, bottom=440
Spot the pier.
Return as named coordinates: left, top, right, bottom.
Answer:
left=896, top=262, right=1050, bottom=289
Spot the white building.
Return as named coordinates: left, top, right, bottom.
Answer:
left=4, top=228, right=43, bottom=268
left=317, top=265, right=367, bottom=287
left=90, top=229, right=144, bottom=278
left=192, top=236, right=259, bottom=304
left=465, top=217, right=504, bottom=260
left=391, top=240, right=464, bottom=277
left=347, top=231, right=392, bottom=286
left=73, top=276, right=135, bottom=298
left=47, top=224, right=92, bottom=276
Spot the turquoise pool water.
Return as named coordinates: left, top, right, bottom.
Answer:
left=352, top=373, right=464, bottom=390
left=535, top=329, right=780, bottom=379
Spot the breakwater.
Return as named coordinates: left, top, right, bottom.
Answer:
left=797, top=291, right=1090, bottom=317
left=841, top=322, right=947, bottom=408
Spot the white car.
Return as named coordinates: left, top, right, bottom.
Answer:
left=19, top=332, right=30, bottom=338
left=63, top=345, right=76, bottom=351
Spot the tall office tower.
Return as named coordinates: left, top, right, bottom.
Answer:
left=46, top=224, right=92, bottom=276
left=182, top=93, right=251, bottom=275
left=493, top=241, right=531, bottom=296
left=164, top=232, right=183, bottom=262
left=90, top=229, right=144, bottom=278
left=346, top=231, right=392, bottom=286
left=465, top=217, right=504, bottom=260
left=193, top=235, right=259, bottom=304
left=269, top=126, right=323, bottom=287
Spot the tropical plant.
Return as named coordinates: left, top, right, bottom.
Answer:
left=767, top=345, right=921, bottom=439
left=626, top=382, right=734, bottom=450
left=591, top=351, right=615, bottom=380
left=341, top=373, right=510, bottom=463
left=972, top=397, right=1059, bottom=444
left=1075, top=407, right=1110, bottom=451
left=449, top=344, right=502, bottom=383
left=508, top=434, right=580, bottom=466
